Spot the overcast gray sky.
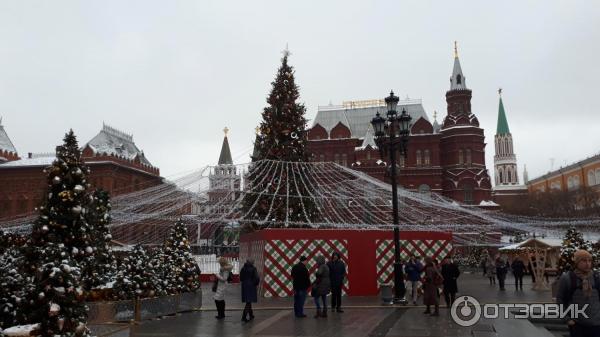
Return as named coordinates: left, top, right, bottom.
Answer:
left=1, top=1, right=599, bottom=182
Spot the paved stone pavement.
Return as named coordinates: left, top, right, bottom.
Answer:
left=199, top=271, right=553, bottom=310
left=129, top=272, right=559, bottom=337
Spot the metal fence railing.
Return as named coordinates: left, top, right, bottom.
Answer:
left=194, top=255, right=240, bottom=274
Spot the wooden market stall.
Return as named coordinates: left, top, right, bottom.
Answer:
left=499, top=238, right=561, bottom=291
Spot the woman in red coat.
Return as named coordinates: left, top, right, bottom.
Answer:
left=422, top=256, right=442, bottom=316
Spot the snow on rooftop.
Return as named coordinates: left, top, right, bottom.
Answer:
left=479, top=200, right=499, bottom=206
left=85, top=123, right=153, bottom=166
left=0, top=121, right=18, bottom=154
left=0, top=156, right=55, bottom=167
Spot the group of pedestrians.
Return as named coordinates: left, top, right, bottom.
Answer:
left=212, top=252, right=347, bottom=321
left=291, top=252, right=347, bottom=318
left=212, top=256, right=260, bottom=322
left=483, top=254, right=536, bottom=291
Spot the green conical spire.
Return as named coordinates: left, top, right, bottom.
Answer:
left=496, top=92, right=510, bottom=135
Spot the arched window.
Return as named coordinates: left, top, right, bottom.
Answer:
left=458, top=149, right=464, bottom=165
left=366, top=151, right=371, bottom=160
left=588, top=170, right=596, bottom=186
left=342, top=153, right=347, bottom=166
left=457, top=74, right=462, bottom=85
left=416, top=150, right=422, bottom=166
left=319, top=154, right=325, bottom=162
left=573, top=176, right=580, bottom=189
left=418, top=184, right=431, bottom=195
left=596, top=169, right=600, bottom=185
left=334, top=153, right=340, bottom=164
left=466, top=148, right=472, bottom=165
left=424, top=149, right=431, bottom=166
left=499, top=168, right=504, bottom=184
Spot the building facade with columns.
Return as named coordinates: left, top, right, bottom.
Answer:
left=306, top=47, right=493, bottom=205
left=527, top=154, right=600, bottom=193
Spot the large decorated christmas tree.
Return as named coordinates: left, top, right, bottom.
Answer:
left=22, top=130, right=91, bottom=336
left=241, top=49, right=317, bottom=228
left=558, top=227, right=591, bottom=273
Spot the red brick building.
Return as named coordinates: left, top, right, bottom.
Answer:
left=0, top=123, right=162, bottom=219
left=306, top=49, right=492, bottom=205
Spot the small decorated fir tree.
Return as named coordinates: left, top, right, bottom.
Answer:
left=558, top=227, right=592, bottom=273
left=0, top=247, right=26, bottom=330
left=82, top=189, right=116, bottom=290
left=114, top=245, right=163, bottom=299
left=591, top=239, right=600, bottom=269
left=160, top=219, right=201, bottom=294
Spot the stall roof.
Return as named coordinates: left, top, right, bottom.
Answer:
left=499, top=238, right=561, bottom=251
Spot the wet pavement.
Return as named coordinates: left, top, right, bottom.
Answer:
left=129, top=272, right=559, bottom=337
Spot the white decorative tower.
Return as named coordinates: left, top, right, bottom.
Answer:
left=494, top=89, right=519, bottom=186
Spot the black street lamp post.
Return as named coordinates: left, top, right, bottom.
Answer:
left=371, top=90, right=412, bottom=303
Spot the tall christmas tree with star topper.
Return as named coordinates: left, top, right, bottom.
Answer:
left=242, top=48, right=317, bottom=229
left=21, top=130, right=91, bottom=336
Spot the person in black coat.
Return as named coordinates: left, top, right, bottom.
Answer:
left=496, top=255, right=509, bottom=291
left=511, top=257, right=526, bottom=291
left=291, top=256, right=311, bottom=318
left=327, top=252, right=347, bottom=313
left=240, top=259, right=260, bottom=322
left=441, top=257, right=460, bottom=307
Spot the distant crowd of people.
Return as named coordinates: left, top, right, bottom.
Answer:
left=209, top=249, right=600, bottom=336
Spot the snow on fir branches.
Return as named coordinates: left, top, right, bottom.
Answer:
left=159, top=219, right=201, bottom=294
left=558, top=227, right=592, bottom=273
left=22, top=130, right=91, bottom=336
left=114, top=244, right=164, bottom=299
left=114, top=219, right=201, bottom=299
left=82, top=189, right=116, bottom=291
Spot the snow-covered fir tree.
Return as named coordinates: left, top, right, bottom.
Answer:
left=0, top=231, right=26, bottom=254
left=21, top=130, right=91, bottom=336
left=559, top=227, right=592, bottom=273
left=592, top=239, right=600, bottom=269
left=0, top=246, right=26, bottom=330
left=241, top=49, right=317, bottom=229
left=114, top=245, right=163, bottom=299
left=160, top=220, right=201, bottom=294
left=82, top=189, right=116, bottom=290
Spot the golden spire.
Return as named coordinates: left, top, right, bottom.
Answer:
left=454, top=41, right=458, bottom=58
left=223, top=127, right=229, bottom=136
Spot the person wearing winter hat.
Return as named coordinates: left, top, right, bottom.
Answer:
left=213, top=257, right=233, bottom=320
left=556, top=249, right=600, bottom=337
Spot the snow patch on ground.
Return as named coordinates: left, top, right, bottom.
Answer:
left=2, top=323, right=40, bottom=336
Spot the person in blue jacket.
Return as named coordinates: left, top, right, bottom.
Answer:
left=404, top=255, right=423, bottom=305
